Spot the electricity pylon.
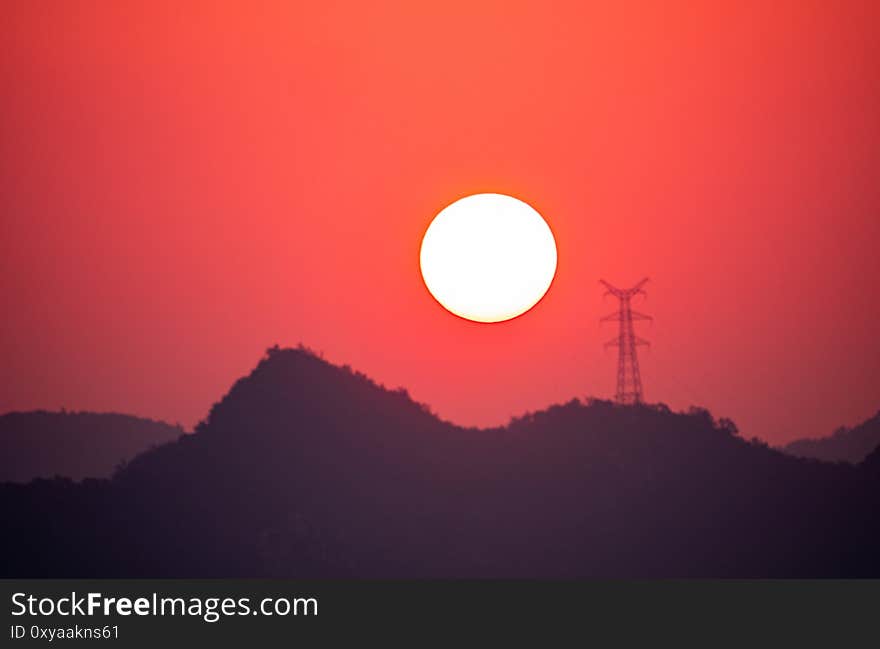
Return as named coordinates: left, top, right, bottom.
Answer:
left=600, top=278, right=651, bottom=404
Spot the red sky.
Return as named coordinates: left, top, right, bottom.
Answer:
left=2, top=1, right=878, bottom=445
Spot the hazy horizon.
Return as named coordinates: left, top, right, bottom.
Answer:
left=2, top=343, right=877, bottom=448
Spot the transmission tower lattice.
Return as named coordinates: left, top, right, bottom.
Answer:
left=600, top=278, right=651, bottom=404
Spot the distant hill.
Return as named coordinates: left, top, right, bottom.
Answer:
left=862, top=442, right=880, bottom=474
left=0, top=411, right=183, bottom=482
left=1, top=346, right=878, bottom=578
left=782, top=411, right=880, bottom=464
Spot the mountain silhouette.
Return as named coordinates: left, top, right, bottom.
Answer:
left=782, top=410, right=880, bottom=464
left=862, top=443, right=880, bottom=474
left=2, top=346, right=878, bottom=578
left=0, top=411, right=183, bottom=482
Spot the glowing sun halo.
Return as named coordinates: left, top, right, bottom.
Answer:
left=420, top=193, right=558, bottom=323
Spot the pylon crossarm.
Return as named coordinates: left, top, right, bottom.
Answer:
left=630, top=277, right=649, bottom=295
left=599, top=279, right=624, bottom=297
left=600, top=311, right=622, bottom=322
left=629, top=311, right=652, bottom=321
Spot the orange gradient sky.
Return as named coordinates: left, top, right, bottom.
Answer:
left=2, top=1, right=878, bottom=444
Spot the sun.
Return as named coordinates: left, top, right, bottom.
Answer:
left=419, top=193, right=557, bottom=323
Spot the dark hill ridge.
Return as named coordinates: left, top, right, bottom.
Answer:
left=862, top=443, right=880, bottom=474
left=782, top=410, right=880, bottom=464
left=2, top=346, right=879, bottom=578
left=0, top=411, right=183, bottom=482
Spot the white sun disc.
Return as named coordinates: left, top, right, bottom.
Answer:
left=419, top=193, right=557, bottom=323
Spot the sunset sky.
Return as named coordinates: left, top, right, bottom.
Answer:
left=2, top=1, right=878, bottom=445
